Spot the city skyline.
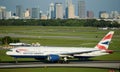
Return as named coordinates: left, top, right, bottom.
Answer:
left=0, top=0, right=120, bottom=17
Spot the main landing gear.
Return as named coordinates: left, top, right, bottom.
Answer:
left=58, top=57, right=69, bottom=64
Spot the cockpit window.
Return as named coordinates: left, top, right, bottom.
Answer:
left=16, top=50, right=19, bottom=53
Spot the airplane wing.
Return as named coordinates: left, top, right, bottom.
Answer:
left=59, top=50, right=99, bottom=55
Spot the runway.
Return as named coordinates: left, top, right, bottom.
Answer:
left=0, top=61, right=120, bottom=69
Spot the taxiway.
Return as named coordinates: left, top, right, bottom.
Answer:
left=0, top=61, right=120, bottom=69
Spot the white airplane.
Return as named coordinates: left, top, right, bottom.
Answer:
left=6, top=31, right=114, bottom=62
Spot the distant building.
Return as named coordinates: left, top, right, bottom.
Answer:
left=31, top=8, right=39, bottom=19
left=55, top=3, right=63, bottom=19
left=16, top=5, right=23, bottom=19
left=68, top=3, right=75, bottom=19
left=0, top=6, right=6, bottom=19
left=99, top=11, right=109, bottom=19
left=65, top=0, right=75, bottom=19
left=78, top=0, right=86, bottom=19
left=65, top=0, right=68, bottom=18
left=24, top=8, right=30, bottom=19
left=6, top=11, right=12, bottom=19
left=39, top=11, right=42, bottom=19
left=101, top=13, right=109, bottom=19
left=87, top=11, right=94, bottom=19
left=41, top=14, right=48, bottom=20
left=110, top=11, right=119, bottom=19
left=49, top=3, right=55, bottom=19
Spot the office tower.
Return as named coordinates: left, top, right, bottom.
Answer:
left=68, top=2, right=75, bottom=18
left=16, top=5, right=23, bottom=19
left=65, top=0, right=68, bottom=18
left=87, top=11, right=94, bottom=19
left=6, top=11, right=12, bottom=19
left=110, top=11, right=119, bottom=19
left=41, top=14, right=48, bottom=20
left=78, top=0, right=86, bottom=18
left=31, top=8, right=39, bottom=19
left=0, top=6, right=6, bottom=19
left=65, top=0, right=75, bottom=19
left=24, top=8, right=30, bottom=19
left=55, top=3, right=63, bottom=19
left=49, top=3, right=55, bottom=19
left=65, top=0, right=71, bottom=18
left=39, top=11, right=42, bottom=19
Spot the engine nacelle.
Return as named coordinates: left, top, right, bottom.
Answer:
left=47, top=54, right=60, bottom=62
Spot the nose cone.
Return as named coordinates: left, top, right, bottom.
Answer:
left=6, top=51, right=12, bottom=55
left=6, top=51, right=10, bottom=55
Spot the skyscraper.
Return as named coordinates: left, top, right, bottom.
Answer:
left=49, top=3, right=55, bottom=19
left=31, top=8, right=39, bottom=19
left=0, top=6, right=6, bottom=19
left=110, top=11, right=119, bottom=19
left=78, top=0, right=86, bottom=19
left=65, top=0, right=75, bottom=19
left=87, top=11, right=94, bottom=19
left=16, top=5, right=23, bottom=19
left=6, top=11, right=12, bottom=19
left=55, top=3, right=63, bottom=19
left=24, top=8, right=30, bottom=19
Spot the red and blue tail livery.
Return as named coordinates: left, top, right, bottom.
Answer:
left=95, top=31, right=114, bottom=50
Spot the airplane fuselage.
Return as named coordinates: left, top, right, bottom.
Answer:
left=6, top=46, right=99, bottom=58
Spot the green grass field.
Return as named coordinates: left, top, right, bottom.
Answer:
left=0, top=26, right=120, bottom=72
left=0, top=26, right=120, bottom=60
left=0, top=68, right=119, bottom=72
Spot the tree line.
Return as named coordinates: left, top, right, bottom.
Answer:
left=0, top=19, right=120, bottom=27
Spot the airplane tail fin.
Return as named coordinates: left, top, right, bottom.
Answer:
left=94, top=31, right=114, bottom=51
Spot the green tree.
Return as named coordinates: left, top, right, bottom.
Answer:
left=2, top=36, right=13, bottom=45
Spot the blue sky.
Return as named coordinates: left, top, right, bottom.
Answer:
left=0, top=0, right=120, bottom=17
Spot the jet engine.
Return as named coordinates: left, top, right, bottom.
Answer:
left=47, top=54, right=60, bottom=62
